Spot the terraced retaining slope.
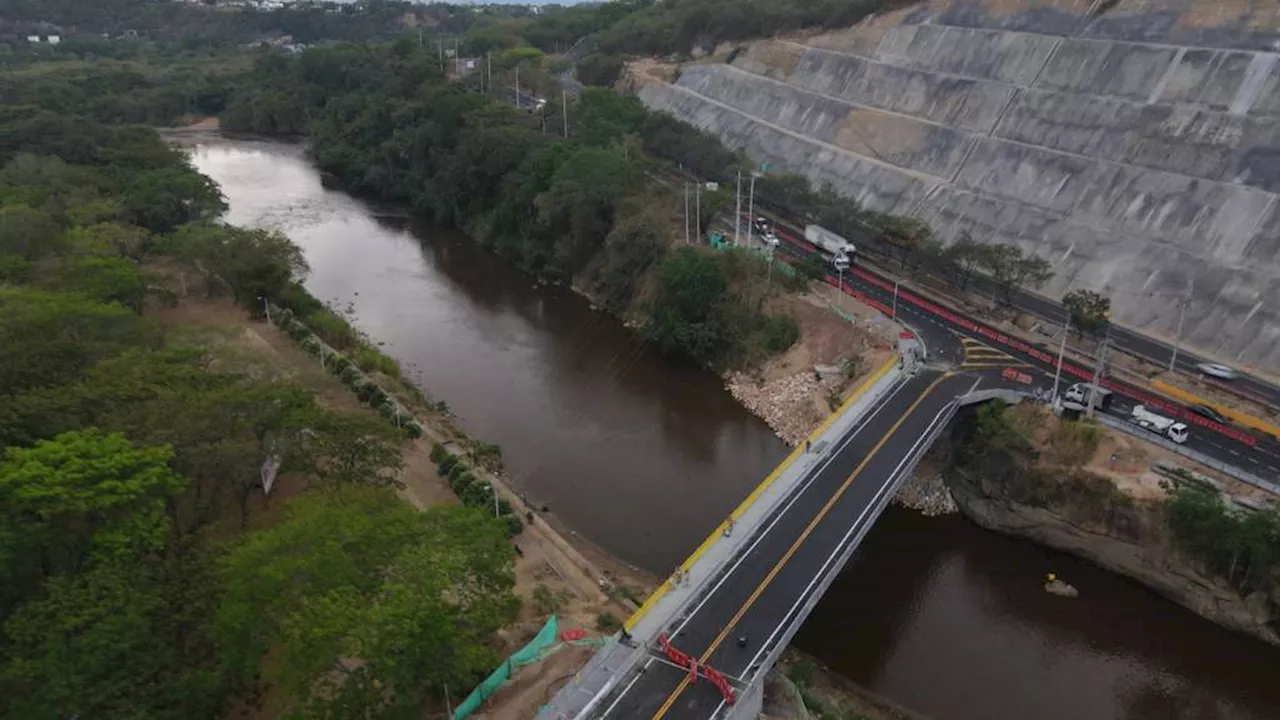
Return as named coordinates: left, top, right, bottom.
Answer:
left=637, top=0, right=1280, bottom=372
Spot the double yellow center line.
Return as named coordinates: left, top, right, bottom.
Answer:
left=650, top=374, right=953, bottom=718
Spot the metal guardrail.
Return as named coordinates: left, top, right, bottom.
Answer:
left=1095, top=414, right=1280, bottom=495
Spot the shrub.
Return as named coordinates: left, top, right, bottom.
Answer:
left=503, top=513, right=523, bottom=537
left=438, top=454, right=458, bottom=476
left=429, top=443, right=446, bottom=463
left=788, top=657, right=815, bottom=688
left=403, top=420, right=424, bottom=439
left=532, top=584, right=561, bottom=616
left=758, top=313, right=800, bottom=355
left=595, top=612, right=621, bottom=633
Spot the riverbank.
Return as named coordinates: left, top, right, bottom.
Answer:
left=147, top=263, right=651, bottom=718
left=186, top=136, right=1280, bottom=720
left=943, top=401, right=1280, bottom=647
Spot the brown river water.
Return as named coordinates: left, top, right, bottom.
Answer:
left=186, top=136, right=1280, bottom=720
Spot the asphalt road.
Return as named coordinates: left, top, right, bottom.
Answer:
left=749, top=208, right=1280, bottom=410
left=600, top=371, right=975, bottom=719
left=804, top=244, right=1280, bottom=480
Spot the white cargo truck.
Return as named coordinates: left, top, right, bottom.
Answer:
left=1130, top=405, right=1189, bottom=444
left=804, top=224, right=855, bottom=265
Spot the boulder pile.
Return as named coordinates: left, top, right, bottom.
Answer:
left=893, top=472, right=957, bottom=516
left=726, top=370, right=834, bottom=446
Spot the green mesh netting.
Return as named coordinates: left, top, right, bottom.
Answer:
left=453, top=615, right=560, bottom=720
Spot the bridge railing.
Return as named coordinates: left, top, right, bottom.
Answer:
left=540, top=357, right=906, bottom=719
left=725, top=397, right=961, bottom=720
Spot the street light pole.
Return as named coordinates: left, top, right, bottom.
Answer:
left=837, top=267, right=845, bottom=309
left=746, top=173, right=756, bottom=248
left=683, top=183, right=690, bottom=245
left=1170, top=293, right=1189, bottom=372
left=695, top=183, right=701, bottom=240
left=1051, top=313, right=1069, bottom=402
left=1087, top=333, right=1109, bottom=420
left=734, top=170, right=742, bottom=245
left=891, top=280, right=899, bottom=319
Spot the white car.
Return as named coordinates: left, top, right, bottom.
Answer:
left=1196, top=362, right=1239, bottom=381
left=762, top=232, right=780, bottom=247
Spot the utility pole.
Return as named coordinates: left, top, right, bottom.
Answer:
left=1169, top=283, right=1192, bottom=372
left=454, top=38, right=460, bottom=78
left=1087, top=333, right=1109, bottom=419
left=562, top=89, right=569, bottom=138
left=1051, top=312, right=1069, bottom=402
left=684, top=183, right=690, bottom=244
left=514, top=65, right=520, bottom=109
left=695, top=183, right=701, bottom=241
left=734, top=170, right=742, bottom=245
left=487, top=52, right=492, bottom=95
left=438, top=37, right=444, bottom=70
left=746, top=172, right=756, bottom=248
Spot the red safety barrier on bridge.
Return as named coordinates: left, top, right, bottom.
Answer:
left=657, top=633, right=736, bottom=706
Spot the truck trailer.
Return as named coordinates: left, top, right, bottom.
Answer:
left=804, top=224, right=855, bottom=265
left=1130, top=404, right=1189, bottom=444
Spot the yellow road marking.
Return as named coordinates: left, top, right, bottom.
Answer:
left=622, top=356, right=899, bottom=633
left=650, top=374, right=953, bottom=719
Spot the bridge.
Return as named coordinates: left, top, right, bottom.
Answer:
left=541, top=349, right=1028, bottom=720
left=538, top=205, right=1280, bottom=720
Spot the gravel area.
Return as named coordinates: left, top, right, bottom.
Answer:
left=893, top=471, right=958, bottom=516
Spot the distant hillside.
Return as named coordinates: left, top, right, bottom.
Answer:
left=637, top=0, right=1280, bottom=373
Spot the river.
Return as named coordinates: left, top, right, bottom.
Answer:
left=187, top=136, right=1280, bottom=720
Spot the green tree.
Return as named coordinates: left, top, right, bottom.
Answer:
left=168, top=224, right=309, bottom=309
left=646, top=247, right=730, bottom=365
left=0, top=289, right=160, bottom=395
left=1, top=555, right=224, bottom=720
left=0, top=429, right=186, bottom=607
left=217, top=488, right=518, bottom=718
left=983, top=243, right=1052, bottom=305
left=0, top=204, right=62, bottom=259
left=591, top=203, right=668, bottom=311
left=576, top=52, right=626, bottom=88
left=308, top=411, right=404, bottom=489
left=1063, top=288, right=1111, bottom=337
left=52, top=256, right=150, bottom=312
left=943, top=232, right=990, bottom=291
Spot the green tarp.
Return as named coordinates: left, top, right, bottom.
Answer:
left=453, top=614, right=560, bottom=720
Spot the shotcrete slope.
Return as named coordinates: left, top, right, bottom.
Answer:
left=637, top=0, right=1280, bottom=372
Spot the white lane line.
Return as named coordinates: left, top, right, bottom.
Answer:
left=599, top=377, right=916, bottom=717
left=741, top=398, right=958, bottom=673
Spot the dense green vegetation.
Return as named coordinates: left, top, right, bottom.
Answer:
left=0, top=0, right=492, bottom=53
left=1167, top=478, right=1280, bottom=597
left=223, top=39, right=801, bottom=369
left=0, top=106, right=519, bottom=718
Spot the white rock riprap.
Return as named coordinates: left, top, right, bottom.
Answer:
left=893, top=471, right=957, bottom=516
left=726, top=370, right=837, bottom=447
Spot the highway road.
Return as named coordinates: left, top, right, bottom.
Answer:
left=753, top=207, right=1280, bottom=411
left=600, top=371, right=976, bottom=719
left=804, top=243, right=1280, bottom=481
left=651, top=164, right=1278, bottom=408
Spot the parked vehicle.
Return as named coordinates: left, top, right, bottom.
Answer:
left=1188, top=404, right=1229, bottom=425
left=1062, top=382, right=1114, bottom=411
left=1196, top=362, right=1239, bottom=380
left=1130, top=404, right=1189, bottom=444
left=762, top=231, right=780, bottom=247
left=804, top=224, right=855, bottom=265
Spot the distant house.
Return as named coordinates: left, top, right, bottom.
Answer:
left=26, top=35, right=40, bottom=43
left=46, top=35, right=60, bottom=45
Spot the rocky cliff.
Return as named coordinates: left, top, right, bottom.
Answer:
left=637, top=0, right=1280, bottom=372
